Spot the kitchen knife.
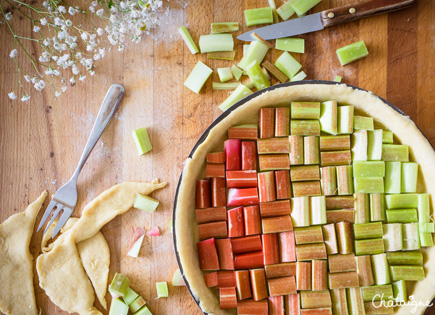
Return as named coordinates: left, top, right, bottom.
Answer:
left=238, top=0, right=415, bottom=41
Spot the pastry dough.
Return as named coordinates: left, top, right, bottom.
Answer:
left=174, top=83, right=435, bottom=315
left=0, top=191, right=47, bottom=315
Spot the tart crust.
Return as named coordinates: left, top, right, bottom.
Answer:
left=174, top=83, right=435, bottom=315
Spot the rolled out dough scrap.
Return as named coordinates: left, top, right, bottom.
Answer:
left=0, top=191, right=47, bottom=315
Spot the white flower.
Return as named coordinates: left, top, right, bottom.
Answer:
left=89, top=6, right=95, bottom=13
left=89, top=70, right=95, bottom=76
left=45, top=67, right=54, bottom=75
left=72, top=65, right=79, bottom=75
left=81, top=32, right=88, bottom=41
left=79, top=75, right=86, bottom=81
left=97, top=28, right=104, bottom=36
left=54, top=17, right=62, bottom=26
left=34, top=80, right=46, bottom=91
left=96, top=9, right=104, bottom=16
left=5, top=12, right=12, bottom=21
left=43, top=39, right=50, bottom=46
left=93, top=53, right=100, bottom=60
left=91, top=1, right=98, bottom=7
left=55, top=91, right=61, bottom=97
left=58, top=5, right=66, bottom=13
left=24, top=75, right=31, bottom=82
left=65, top=19, right=72, bottom=26
left=40, top=17, right=47, bottom=25
left=62, top=85, right=67, bottom=92
left=9, top=49, right=17, bottom=58
left=68, top=7, right=76, bottom=15
left=8, top=92, right=17, bottom=100
left=70, top=76, right=75, bottom=84
left=21, top=95, right=30, bottom=102
left=33, top=25, right=41, bottom=32
left=86, top=45, right=94, bottom=52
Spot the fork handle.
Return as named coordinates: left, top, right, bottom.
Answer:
left=71, top=84, right=125, bottom=181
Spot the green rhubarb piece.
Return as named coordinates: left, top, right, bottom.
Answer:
left=291, top=120, right=320, bottom=136
left=238, top=41, right=270, bottom=71
left=246, top=61, right=270, bottom=90
left=211, top=22, right=239, bottom=34
left=385, top=194, right=418, bottom=209
left=353, top=116, right=374, bottom=131
left=212, top=82, right=240, bottom=90
left=351, top=130, right=368, bottom=161
left=331, top=289, right=349, bottom=315
left=384, top=162, right=401, bottom=194
left=386, top=209, right=417, bottom=223
left=401, top=162, right=418, bottom=193
left=389, top=266, right=425, bottom=281
left=354, top=193, right=370, bottom=224
left=387, top=251, right=423, bottom=265
left=217, top=67, right=233, bottom=83
left=353, top=222, right=383, bottom=240
left=419, top=222, right=435, bottom=233
left=110, top=298, right=129, bottom=315
left=275, top=51, right=302, bottom=79
left=336, top=41, right=369, bottom=66
left=354, top=238, right=384, bottom=256
left=133, top=306, right=153, bottom=315
left=172, top=268, right=184, bottom=286
left=276, top=37, right=305, bottom=53
left=184, top=61, right=213, bottom=94
left=347, top=287, right=365, bottom=315
left=382, top=223, right=402, bottom=252
left=418, top=194, right=430, bottom=223
left=291, top=196, right=310, bottom=227
left=392, top=280, right=407, bottom=303
left=367, top=130, right=383, bottom=161
left=382, top=144, right=409, bottom=162
left=290, top=71, right=307, bottom=82
left=382, top=130, right=394, bottom=144
left=402, top=223, right=420, bottom=250
left=244, top=7, right=273, bottom=26
left=130, top=296, right=146, bottom=313
left=156, top=281, right=169, bottom=298
left=420, top=232, right=433, bottom=247
left=353, top=161, right=385, bottom=178
left=290, top=0, right=322, bottom=16
left=338, top=106, right=354, bottom=134
left=123, top=287, right=139, bottom=305
left=291, top=102, right=320, bottom=119
left=361, top=285, right=393, bottom=302
left=134, top=193, right=159, bottom=212
left=207, top=51, right=236, bottom=60
left=354, top=177, right=384, bottom=194
left=276, top=1, right=295, bottom=20
left=109, top=273, right=130, bottom=297
left=178, top=26, right=199, bottom=54
left=370, top=193, right=385, bottom=222
left=319, top=101, right=338, bottom=135
left=218, top=84, right=253, bottom=112
left=132, top=127, right=153, bottom=155
left=231, top=65, right=243, bottom=81
left=262, top=60, right=288, bottom=83
left=199, top=34, right=234, bottom=53
left=310, top=196, right=327, bottom=225
left=371, top=253, right=391, bottom=285
left=334, top=75, right=342, bottom=83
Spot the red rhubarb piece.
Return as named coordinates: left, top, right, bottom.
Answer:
left=227, top=188, right=259, bottom=207
left=205, top=163, right=225, bottom=178
left=260, top=200, right=291, bottom=217
left=228, top=206, right=245, bottom=237
left=219, top=287, right=237, bottom=309
left=226, top=170, right=258, bottom=188
left=259, top=108, right=275, bottom=138
left=250, top=269, right=268, bottom=301
left=235, top=270, right=252, bottom=300
left=275, top=107, right=290, bottom=137
left=228, top=125, right=258, bottom=140
left=204, top=272, right=218, bottom=287
left=237, top=299, right=268, bottom=315
left=275, top=170, right=291, bottom=199
left=211, top=177, right=226, bottom=207
left=268, top=276, right=297, bottom=296
left=296, top=261, right=312, bottom=290
left=231, top=235, right=263, bottom=254
left=244, top=205, right=262, bottom=236
left=197, top=238, right=219, bottom=270
left=196, top=179, right=211, bottom=209
left=215, top=238, right=235, bottom=270
left=195, top=206, right=227, bottom=224
left=224, top=139, right=241, bottom=170
left=278, top=231, right=296, bottom=262
left=262, top=234, right=280, bottom=265
left=198, top=221, right=228, bottom=241
left=234, top=251, right=264, bottom=270
left=268, top=296, right=284, bottom=315
left=285, top=294, right=301, bottom=315
left=259, top=154, right=290, bottom=171
left=262, top=215, right=293, bottom=234
left=242, top=141, right=258, bottom=170
left=258, top=171, right=276, bottom=202
left=217, top=270, right=237, bottom=288
left=207, top=151, right=226, bottom=164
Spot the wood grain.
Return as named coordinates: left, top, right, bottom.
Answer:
left=0, top=0, right=434, bottom=314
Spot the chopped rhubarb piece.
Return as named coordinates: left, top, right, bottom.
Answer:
left=216, top=271, right=237, bottom=288
left=259, top=154, right=290, bottom=171
left=292, top=181, right=321, bottom=197
left=354, top=238, right=385, bottom=256
left=204, top=272, right=218, bottom=287
left=156, top=281, right=169, bottom=298
left=265, top=262, right=297, bottom=278
left=225, top=139, right=241, bottom=171
left=347, top=287, right=365, bottom=315
left=109, top=273, right=130, bottom=298
left=127, top=227, right=146, bottom=258
left=216, top=239, right=235, bottom=270
left=263, top=60, right=288, bottom=84
left=383, top=223, right=402, bottom=251
left=296, top=243, right=327, bottom=261
left=335, top=222, right=354, bottom=254
left=387, top=251, right=423, bottom=266
left=278, top=231, right=296, bottom=262
left=291, top=165, right=320, bottom=182
left=320, top=150, right=352, bottom=166
left=258, top=171, right=276, bottom=202
left=319, top=101, right=338, bottom=135
left=320, top=166, right=337, bottom=196
left=385, top=194, right=418, bottom=209
left=148, top=226, right=160, bottom=236
left=195, top=206, right=227, bottom=224
left=207, top=152, right=226, bottom=164
left=227, top=188, right=259, bottom=207
left=367, top=129, right=383, bottom=161
left=268, top=296, right=284, bottom=315
left=268, top=276, right=297, bottom=296
left=235, top=270, right=252, bottom=300
left=336, top=165, right=354, bottom=195
left=196, top=179, right=211, bottom=209
left=234, top=251, right=264, bottom=270
left=197, top=238, right=220, bottom=270
left=291, top=120, right=320, bottom=136
left=354, top=222, right=383, bottom=240
left=237, top=299, right=268, bottom=315
left=322, top=223, right=338, bottom=254
left=385, top=161, right=401, bottom=194
left=259, top=108, right=275, bottom=138
left=228, top=124, right=258, bottom=140
left=244, top=205, right=262, bottom=236
left=300, top=290, right=332, bottom=309
left=260, top=200, right=291, bottom=217
left=171, top=269, right=185, bottom=287
left=364, top=302, right=394, bottom=314
left=198, top=221, right=228, bottom=241
left=328, top=253, right=356, bottom=273
left=262, top=234, right=280, bottom=265
left=296, top=261, right=312, bottom=290
left=205, top=163, right=225, bottom=178
left=382, top=144, right=409, bottom=162
left=262, top=215, right=293, bottom=234
left=232, top=235, right=263, bottom=254
left=354, top=192, right=370, bottom=224
left=294, top=226, right=323, bottom=244
left=401, top=162, right=418, bottom=193
left=304, top=136, right=320, bottom=165
left=241, top=141, right=258, bottom=170
left=329, top=272, right=359, bottom=289
left=352, top=130, right=368, bottom=161
left=338, top=106, right=355, bottom=134
left=320, top=135, right=351, bottom=151
left=371, top=253, right=391, bottom=285
left=212, top=177, right=226, bottom=207
left=291, top=102, right=320, bottom=119
left=275, top=170, right=291, bottom=199
left=354, top=177, right=384, bottom=193
left=336, top=40, right=368, bottom=65
left=226, top=170, right=258, bottom=188
left=291, top=196, right=310, bottom=227
left=353, top=116, right=374, bottom=131
left=289, top=135, right=304, bottom=165
left=312, top=260, right=328, bottom=291
left=285, top=294, right=301, bottom=315
left=275, top=108, right=290, bottom=136
left=326, top=209, right=355, bottom=224
left=356, top=255, right=375, bottom=287
left=220, top=287, right=237, bottom=309
left=228, top=207, right=245, bottom=238
left=325, top=195, right=354, bottom=209
left=390, top=266, right=425, bottom=281
left=250, top=269, right=268, bottom=301
left=386, top=209, right=417, bottom=223
left=258, top=138, right=289, bottom=154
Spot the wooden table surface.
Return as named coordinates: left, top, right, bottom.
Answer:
left=1, top=0, right=434, bottom=314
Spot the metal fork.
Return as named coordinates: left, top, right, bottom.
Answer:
left=37, top=84, right=125, bottom=238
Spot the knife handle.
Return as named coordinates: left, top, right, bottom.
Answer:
left=320, top=0, right=415, bottom=28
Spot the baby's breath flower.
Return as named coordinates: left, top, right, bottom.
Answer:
left=8, top=92, right=17, bottom=100
left=96, top=9, right=104, bottom=16
left=68, top=7, right=76, bottom=15
left=9, top=49, right=17, bottom=58
left=89, top=6, right=95, bottom=13
left=33, top=25, right=41, bottom=32
left=97, top=28, right=104, bottom=36
left=55, top=91, right=61, bottom=97
left=40, top=17, right=47, bottom=25
left=5, top=12, right=12, bottom=21
left=58, top=6, right=66, bottom=13
left=79, top=75, right=86, bottom=81
left=21, top=95, right=30, bottom=102
left=92, top=1, right=98, bottom=7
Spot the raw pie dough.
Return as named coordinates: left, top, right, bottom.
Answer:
left=174, top=83, right=435, bottom=315
left=0, top=191, right=47, bottom=315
